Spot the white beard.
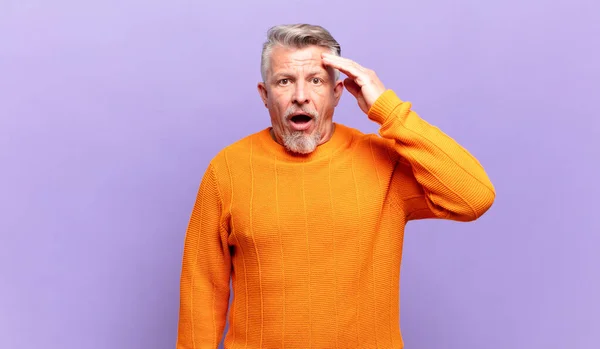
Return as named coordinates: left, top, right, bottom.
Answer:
left=283, top=130, right=321, bottom=154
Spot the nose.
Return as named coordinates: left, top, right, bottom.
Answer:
left=292, top=80, right=310, bottom=105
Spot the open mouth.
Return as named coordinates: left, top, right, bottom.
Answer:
left=288, top=114, right=314, bottom=131
left=290, top=114, right=312, bottom=124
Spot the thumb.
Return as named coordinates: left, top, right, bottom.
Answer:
left=344, top=78, right=361, bottom=98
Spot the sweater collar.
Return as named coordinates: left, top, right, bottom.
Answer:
left=256, top=122, right=353, bottom=162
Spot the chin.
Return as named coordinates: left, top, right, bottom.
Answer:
left=283, top=129, right=321, bottom=154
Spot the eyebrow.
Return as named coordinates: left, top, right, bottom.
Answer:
left=272, top=69, right=329, bottom=79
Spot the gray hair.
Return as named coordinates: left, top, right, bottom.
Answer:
left=260, top=24, right=341, bottom=82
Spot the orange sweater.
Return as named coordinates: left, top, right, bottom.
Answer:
left=176, top=90, right=495, bottom=349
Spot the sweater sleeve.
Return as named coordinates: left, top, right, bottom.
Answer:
left=176, top=163, right=231, bottom=349
left=368, top=89, right=496, bottom=222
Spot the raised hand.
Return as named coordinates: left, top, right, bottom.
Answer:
left=322, top=53, right=386, bottom=114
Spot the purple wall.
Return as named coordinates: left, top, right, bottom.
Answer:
left=1, top=0, right=598, bottom=348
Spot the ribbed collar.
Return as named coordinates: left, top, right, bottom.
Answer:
left=254, top=122, right=354, bottom=163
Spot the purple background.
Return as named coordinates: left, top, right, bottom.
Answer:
left=1, top=0, right=598, bottom=348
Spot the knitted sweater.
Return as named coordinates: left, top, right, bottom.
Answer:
left=176, top=89, right=496, bottom=349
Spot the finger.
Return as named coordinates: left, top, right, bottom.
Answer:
left=322, top=56, right=362, bottom=78
left=322, top=54, right=364, bottom=79
left=344, top=77, right=361, bottom=98
left=323, top=53, right=364, bottom=69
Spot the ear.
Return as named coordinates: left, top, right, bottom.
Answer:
left=333, top=79, right=344, bottom=106
left=257, top=82, right=269, bottom=108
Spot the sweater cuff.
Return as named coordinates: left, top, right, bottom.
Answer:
left=367, top=89, right=404, bottom=125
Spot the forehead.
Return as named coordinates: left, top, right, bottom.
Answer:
left=268, top=45, right=330, bottom=73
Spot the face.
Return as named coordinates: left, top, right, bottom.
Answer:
left=258, top=45, right=344, bottom=154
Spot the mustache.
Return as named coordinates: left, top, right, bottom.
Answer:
left=284, top=106, right=319, bottom=120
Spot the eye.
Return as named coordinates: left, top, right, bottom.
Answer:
left=278, top=78, right=290, bottom=86
left=311, top=77, right=323, bottom=85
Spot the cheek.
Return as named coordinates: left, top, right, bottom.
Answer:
left=311, top=87, right=326, bottom=98
left=271, top=93, right=290, bottom=111
left=314, top=91, right=335, bottom=109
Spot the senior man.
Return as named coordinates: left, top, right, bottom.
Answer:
left=176, top=23, right=495, bottom=349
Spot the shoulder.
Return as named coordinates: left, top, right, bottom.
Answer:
left=206, top=127, right=267, bottom=174
left=337, top=123, right=400, bottom=163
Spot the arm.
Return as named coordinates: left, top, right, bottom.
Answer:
left=368, top=90, right=495, bottom=221
left=321, top=53, right=495, bottom=221
left=176, top=163, right=231, bottom=349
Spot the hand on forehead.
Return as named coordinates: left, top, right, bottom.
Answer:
left=321, top=53, right=366, bottom=79
left=321, top=52, right=386, bottom=114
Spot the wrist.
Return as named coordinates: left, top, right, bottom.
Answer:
left=367, top=89, right=404, bottom=125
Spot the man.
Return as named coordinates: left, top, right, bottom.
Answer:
left=176, top=24, right=495, bottom=349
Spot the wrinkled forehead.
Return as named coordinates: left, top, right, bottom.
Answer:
left=268, top=45, right=334, bottom=76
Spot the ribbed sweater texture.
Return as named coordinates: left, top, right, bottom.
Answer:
left=176, top=90, right=496, bottom=349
